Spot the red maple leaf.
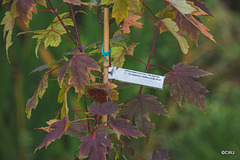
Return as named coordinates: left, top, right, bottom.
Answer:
left=164, top=62, right=212, bottom=112
left=89, top=101, right=119, bottom=116
left=110, top=118, right=143, bottom=138
left=120, top=94, right=168, bottom=140
left=79, top=133, right=111, bottom=160
left=35, top=116, right=68, bottom=152
left=58, top=53, right=99, bottom=93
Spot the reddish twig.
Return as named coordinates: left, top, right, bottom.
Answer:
left=73, top=5, right=87, bottom=17
left=137, top=22, right=162, bottom=98
left=83, top=94, right=91, bottom=133
left=56, top=2, right=66, bottom=11
left=139, top=0, right=160, bottom=21
left=69, top=3, right=83, bottom=52
left=47, top=0, right=76, bottom=44
left=149, top=64, right=172, bottom=72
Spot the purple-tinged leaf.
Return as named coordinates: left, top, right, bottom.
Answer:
left=25, top=74, right=48, bottom=119
left=120, top=94, right=168, bottom=140
left=151, top=148, right=172, bottom=160
left=110, top=118, right=143, bottom=138
left=16, top=0, right=37, bottom=27
left=121, top=94, right=169, bottom=120
left=35, top=116, right=68, bottom=152
left=58, top=53, right=99, bottom=93
left=31, top=64, right=48, bottom=73
left=164, top=62, right=212, bottom=112
left=79, top=134, right=111, bottom=160
left=67, top=123, right=87, bottom=138
left=136, top=115, right=154, bottom=141
left=89, top=101, right=119, bottom=116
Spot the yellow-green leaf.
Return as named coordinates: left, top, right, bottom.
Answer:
left=162, top=18, right=189, bottom=54
left=18, top=13, right=74, bottom=58
left=1, top=3, right=18, bottom=62
left=112, top=0, right=128, bottom=25
left=166, top=0, right=196, bottom=14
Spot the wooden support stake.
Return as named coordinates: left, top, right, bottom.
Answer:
left=102, top=7, right=110, bottom=125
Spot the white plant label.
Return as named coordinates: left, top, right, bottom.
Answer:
left=108, top=66, right=165, bottom=89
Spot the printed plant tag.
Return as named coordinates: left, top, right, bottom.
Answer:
left=108, top=66, right=165, bottom=89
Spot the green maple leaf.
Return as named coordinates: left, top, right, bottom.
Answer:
left=1, top=3, right=18, bottom=62
left=166, top=0, right=196, bottom=14
left=112, top=0, right=141, bottom=25
left=18, top=13, right=74, bottom=58
left=162, top=18, right=189, bottom=54
left=111, top=43, right=139, bottom=67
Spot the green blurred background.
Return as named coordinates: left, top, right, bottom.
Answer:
left=1, top=0, right=240, bottom=159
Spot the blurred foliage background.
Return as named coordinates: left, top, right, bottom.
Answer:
left=0, top=0, right=240, bottom=160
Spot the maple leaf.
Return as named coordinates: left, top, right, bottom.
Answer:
left=1, top=2, right=18, bottom=61
left=35, top=116, right=68, bottom=152
left=156, top=6, right=175, bottom=34
left=112, top=0, right=141, bottom=25
left=18, top=13, right=74, bottom=57
left=151, top=148, right=172, bottom=160
left=16, top=0, right=37, bottom=27
left=111, top=43, right=139, bottom=67
left=87, top=82, right=119, bottom=103
left=162, top=18, right=189, bottom=54
left=26, top=74, right=48, bottom=119
left=166, top=0, right=196, bottom=14
left=79, top=133, right=111, bottom=160
left=164, top=62, right=212, bottom=112
left=169, top=0, right=215, bottom=43
left=89, top=101, right=119, bottom=116
left=120, top=94, right=168, bottom=140
left=36, top=0, right=47, bottom=7
left=110, top=118, right=143, bottom=138
left=63, top=0, right=96, bottom=6
left=121, top=12, right=142, bottom=34
left=58, top=53, right=99, bottom=93
left=135, top=115, right=154, bottom=140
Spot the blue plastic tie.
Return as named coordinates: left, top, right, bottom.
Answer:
left=101, top=42, right=111, bottom=62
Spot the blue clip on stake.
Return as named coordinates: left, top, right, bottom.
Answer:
left=101, top=42, right=111, bottom=62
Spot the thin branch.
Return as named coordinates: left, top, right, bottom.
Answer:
left=47, top=0, right=76, bottom=44
left=56, top=2, right=66, bottom=11
left=137, top=22, right=162, bottom=98
left=37, top=10, right=54, bottom=13
left=134, top=153, right=147, bottom=160
left=69, top=3, right=83, bottom=52
left=83, top=94, right=91, bottom=133
left=124, top=50, right=147, bottom=66
left=67, top=122, right=94, bottom=129
left=73, top=5, right=87, bottom=17
left=139, top=0, right=160, bottom=21
left=141, top=13, right=159, bottom=23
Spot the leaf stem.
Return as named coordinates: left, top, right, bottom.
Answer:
left=69, top=3, right=83, bottom=52
left=149, top=64, right=172, bottom=72
left=50, top=30, right=76, bottom=44
left=134, top=153, right=147, bottom=160
left=137, top=22, right=161, bottom=98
